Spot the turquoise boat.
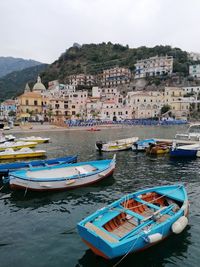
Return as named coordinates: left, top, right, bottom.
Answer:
left=132, top=138, right=157, bottom=151
left=77, top=184, right=189, bottom=259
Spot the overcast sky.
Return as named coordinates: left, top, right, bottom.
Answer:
left=0, top=0, right=199, bottom=64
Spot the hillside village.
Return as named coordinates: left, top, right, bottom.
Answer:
left=1, top=50, right=200, bottom=125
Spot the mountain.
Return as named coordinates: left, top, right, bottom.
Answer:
left=0, top=57, right=43, bottom=78
left=41, top=42, right=197, bottom=84
left=0, top=64, right=48, bottom=101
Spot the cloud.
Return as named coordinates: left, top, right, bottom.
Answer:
left=0, top=0, right=199, bottom=63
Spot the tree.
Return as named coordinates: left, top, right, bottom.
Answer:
left=161, top=104, right=171, bottom=115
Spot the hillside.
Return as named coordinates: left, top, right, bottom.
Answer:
left=41, top=42, right=197, bottom=84
left=0, top=57, right=43, bottom=78
left=0, top=64, right=48, bottom=101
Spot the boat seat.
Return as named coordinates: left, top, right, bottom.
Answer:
left=75, top=166, right=88, bottom=174
left=85, top=222, right=119, bottom=243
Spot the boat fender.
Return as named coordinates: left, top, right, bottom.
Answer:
left=145, top=233, right=163, bottom=243
left=181, top=201, right=189, bottom=216
left=171, top=216, right=188, bottom=234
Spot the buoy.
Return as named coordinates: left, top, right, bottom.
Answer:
left=171, top=216, right=188, bottom=234
left=145, top=233, right=163, bottom=243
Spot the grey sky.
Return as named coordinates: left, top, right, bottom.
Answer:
left=0, top=0, right=199, bottom=64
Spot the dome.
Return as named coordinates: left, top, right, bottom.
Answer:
left=33, top=76, right=46, bottom=91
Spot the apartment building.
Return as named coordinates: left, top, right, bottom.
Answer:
left=68, top=74, right=97, bottom=86
left=135, top=56, right=173, bottom=79
left=189, top=65, right=200, bottom=78
left=102, top=67, right=131, bottom=87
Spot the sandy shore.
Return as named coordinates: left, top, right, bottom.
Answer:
left=3, top=123, right=125, bottom=134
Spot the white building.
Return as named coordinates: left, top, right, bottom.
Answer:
left=135, top=56, right=173, bottom=79
left=189, top=65, right=200, bottom=78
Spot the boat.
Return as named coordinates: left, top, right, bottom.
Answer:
left=17, top=136, right=50, bottom=143
left=0, top=147, right=46, bottom=160
left=132, top=138, right=157, bottom=151
left=77, top=184, right=189, bottom=259
left=87, top=128, right=101, bottom=132
left=0, top=155, right=77, bottom=182
left=175, top=123, right=200, bottom=141
left=9, top=155, right=116, bottom=191
left=170, top=142, right=200, bottom=158
left=0, top=141, right=38, bottom=151
left=96, top=137, right=139, bottom=152
left=0, top=134, right=15, bottom=144
left=146, top=142, right=170, bottom=155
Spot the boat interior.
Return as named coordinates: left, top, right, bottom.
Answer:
left=101, top=192, right=181, bottom=239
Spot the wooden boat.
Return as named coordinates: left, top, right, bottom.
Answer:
left=0, top=147, right=46, bottom=160
left=0, top=155, right=77, bottom=182
left=9, top=155, right=116, bottom=191
left=0, top=141, right=37, bottom=151
left=18, top=136, right=50, bottom=143
left=77, top=184, right=189, bottom=259
left=96, top=137, right=139, bottom=152
left=132, top=138, right=157, bottom=151
left=170, top=143, right=200, bottom=158
left=146, top=143, right=170, bottom=155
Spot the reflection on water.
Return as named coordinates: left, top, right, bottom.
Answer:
left=0, top=126, right=200, bottom=267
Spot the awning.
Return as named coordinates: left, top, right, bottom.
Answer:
left=19, top=113, right=30, bottom=118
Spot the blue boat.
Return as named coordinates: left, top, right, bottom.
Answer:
left=77, top=184, right=189, bottom=259
left=0, top=155, right=77, bottom=182
left=132, top=138, right=157, bottom=151
left=170, top=143, right=200, bottom=158
left=9, top=155, right=116, bottom=191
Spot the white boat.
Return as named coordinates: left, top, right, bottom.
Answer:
left=175, top=123, right=200, bottom=141
left=9, top=155, right=116, bottom=191
left=96, top=137, right=139, bottom=152
left=0, top=141, right=38, bottom=151
left=0, top=147, right=46, bottom=160
left=18, top=136, right=50, bottom=143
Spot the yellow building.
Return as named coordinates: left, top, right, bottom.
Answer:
left=17, top=76, right=47, bottom=120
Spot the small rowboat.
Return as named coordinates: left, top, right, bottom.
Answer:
left=77, top=184, right=189, bottom=259
left=96, top=137, right=138, bottom=152
left=132, top=138, right=157, bottom=151
left=0, top=155, right=77, bottom=183
left=18, top=136, right=50, bottom=143
left=9, top=155, right=116, bottom=191
left=0, top=147, right=46, bottom=160
left=146, top=142, right=170, bottom=155
left=87, top=128, right=101, bottom=132
left=0, top=141, right=38, bottom=151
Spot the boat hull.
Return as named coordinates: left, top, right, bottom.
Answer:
left=0, top=151, right=46, bottom=160
left=170, top=148, right=197, bottom=158
left=0, top=143, right=37, bottom=151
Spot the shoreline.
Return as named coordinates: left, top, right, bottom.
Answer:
left=2, top=122, right=187, bottom=134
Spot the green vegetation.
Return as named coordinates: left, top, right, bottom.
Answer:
left=41, top=43, right=197, bottom=84
left=0, top=42, right=199, bottom=101
left=0, top=57, right=42, bottom=78
left=0, top=64, right=48, bottom=101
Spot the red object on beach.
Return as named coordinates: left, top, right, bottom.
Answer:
left=87, top=128, right=101, bottom=131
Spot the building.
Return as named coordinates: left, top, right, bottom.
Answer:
left=102, top=67, right=131, bottom=87
left=17, top=76, right=47, bottom=121
left=68, top=74, right=97, bottom=86
left=188, top=52, right=200, bottom=61
left=0, top=99, right=17, bottom=119
left=127, top=91, right=163, bottom=119
left=135, top=56, right=173, bottom=79
left=189, top=65, right=200, bottom=78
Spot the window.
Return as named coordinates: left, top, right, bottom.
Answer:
left=64, top=105, right=68, bottom=109
left=26, top=100, right=29, bottom=105
left=55, top=104, right=59, bottom=109
left=72, top=105, right=75, bottom=109
left=72, top=111, right=76, bottom=115
left=34, top=100, right=38, bottom=106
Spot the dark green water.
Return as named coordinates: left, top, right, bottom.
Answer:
left=0, top=125, right=199, bottom=267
